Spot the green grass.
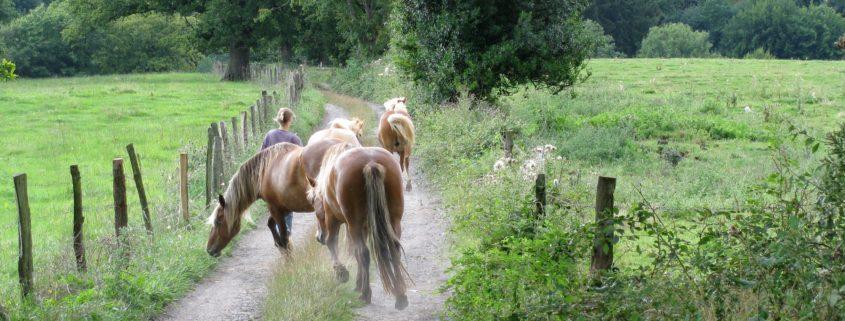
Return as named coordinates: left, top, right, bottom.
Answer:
left=0, top=72, right=326, bottom=319
left=327, top=57, right=845, bottom=319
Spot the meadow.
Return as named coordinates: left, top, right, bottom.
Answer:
left=328, top=58, right=845, bottom=319
left=0, top=72, right=326, bottom=319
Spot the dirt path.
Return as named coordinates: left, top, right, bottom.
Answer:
left=155, top=103, right=350, bottom=321
left=155, top=95, right=450, bottom=321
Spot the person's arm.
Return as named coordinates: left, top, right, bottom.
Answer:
left=293, top=134, right=303, bottom=147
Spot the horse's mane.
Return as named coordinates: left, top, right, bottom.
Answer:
left=384, top=97, right=407, bottom=113
left=211, top=143, right=293, bottom=231
left=329, top=117, right=364, bottom=135
left=307, top=143, right=353, bottom=206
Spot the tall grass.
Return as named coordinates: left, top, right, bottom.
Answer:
left=263, top=228, right=359, bottom=321
left=0, top=73, right=326, bottom=320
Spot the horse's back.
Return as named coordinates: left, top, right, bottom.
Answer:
left=335, top=147, right=404, bottom=219
left=308, top=128, right=358, bottom=146
left=301, top=138, right=345, bottom=180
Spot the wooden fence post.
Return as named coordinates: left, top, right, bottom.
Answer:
left=219, top=121, right=231, bottom=167
left=113, top=159, right=128, bottom=240
left=213, top=135, right=225, bottom=195
left=210, top=122, right=222, bottom=192
left=534, top=174, right=546, bottom=218
left=206, top=125, right=215, bottom=207
left=501, top=130, right=515, bottom=158
left=250, top=105, right=257, bottom=139
left=70, top=165, right=86, bottom=272
left=231, top=116, right=240, bottom=155
left=241, top=111, right=249, bottom=146
left=126, top=144, right=152, bottom=235
left=590, top=176, right=617, bottom=275
left=180, top=153, right=190, bottom=225
left=256, top=99, right=264, bottom=129
left=14, top=174, right=33, bottom=299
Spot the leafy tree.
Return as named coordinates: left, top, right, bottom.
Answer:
left=676, top=0, right=737, bottom=50
left=66, top=0, right=297, bottom=81
left=0, top=2, right=89, bottom=77
left=0, top=58, right=16, bottom=81
left=585, top=0, right=664, bottom=56
left=0, top=0, right=16, bottom=23
left=721, top=0, right=845, bottom=59
left=12, top=0, right=51, bottom=14
left=393, top=0, right=592, bottom=103
left=638, top=23, right=713, bottom=58
left=581, top=19, right=623, bottom=58
left=309, top=0, right=391, bottom=59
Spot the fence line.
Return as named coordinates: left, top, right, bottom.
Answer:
left=9, top=73, right=300, bottom=302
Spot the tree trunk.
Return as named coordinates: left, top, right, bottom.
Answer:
left=223, top=41, right=250, bottom=81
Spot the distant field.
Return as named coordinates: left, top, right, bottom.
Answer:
left=0, top=73, right=315, bottom=319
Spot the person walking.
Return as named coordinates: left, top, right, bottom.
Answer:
left=260, top=108, right=302, bottom=235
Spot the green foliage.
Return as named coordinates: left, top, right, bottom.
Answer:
left=675, top=0, right=737, bottom=49
left=90, top=13, right=201, bottom=74
left=581, top=19, right=624, bottom=58
left=638, top=23, right=713, bottom=58
left=0, top=0, right=15, bottom=23
left=559, top=126, right=635, bottom=162
left=0, top=58, right=16, bottom=80
left=0, top=2, right=201, bottom=77
left=585, top=0, right=665, bottom=56
left=743, top=47, right=776, bottom=59
left=0, top=2, right=87, bottom=77
left=392, top=0, right=592, bottom=102
left=721, top=0, right=845, bottom=59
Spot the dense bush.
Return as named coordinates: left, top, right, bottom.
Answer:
left=0, top=2, right=87, bottom=77
left=721, top=0, right=845, bottom=59
left=584, top=0, right=665, bottom=57
left=0, top=58, right=15, bottom=80
left=676, top=0, right=737, bottom=50
left=638, top=23, right=713, bottom=58
left=581, top=19, right=624, bottom=58
left=0, top=2, right=200, bottom=77
left=392, top=0, right=592, bottom=102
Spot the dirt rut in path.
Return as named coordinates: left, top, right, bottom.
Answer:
left=155, top=103, right=350, bottom=321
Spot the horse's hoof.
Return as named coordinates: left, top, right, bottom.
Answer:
left=334, top=265, right=349, bottom=283
left=359, top=292, right=372, bottom=304
left=394, top=294, right=408, bottom=310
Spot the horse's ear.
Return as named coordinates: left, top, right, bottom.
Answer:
left=218, top=194, right=226, bottom=208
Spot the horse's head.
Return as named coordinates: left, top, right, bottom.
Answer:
left=350, top=118, right=365, bottom=143
left=206, top=194, right=242, bottom=257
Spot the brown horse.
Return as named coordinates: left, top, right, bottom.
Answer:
left=308, top=144, right=410, bottom=310
left=377, top=98, right=416, bottom=191
left=206, top=142, right=333, bottom=256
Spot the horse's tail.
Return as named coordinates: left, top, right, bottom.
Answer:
left=387, top=114, right=415, bottom=148
left=363, top=162, right=408, bottom=296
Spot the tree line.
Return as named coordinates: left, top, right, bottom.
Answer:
left=1, top=0, right=843, bottom=101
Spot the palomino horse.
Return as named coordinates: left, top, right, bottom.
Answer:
left=308, top=118, right=362, bottom=146
left=329, top=117, right=364, bottom=142
left=308, top=144, right=410, bottom=310
left=206, top=140, right=348, bottom=256
left=377, top=97, right=416, bottom=191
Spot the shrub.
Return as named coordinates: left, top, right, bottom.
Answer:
left=0, top=58, right=15, bottom=81
left=743, top=47, right=775, bottom=59
left=637, top=23, right=713, bottom=58
left=392, top=0, right=592, bottom=102
left=676, top=0, right=737, bottom=50
left=0, top=3, right=88, bottom=77
left=721, top=0, right=845, bottom=59
left=581, top=19, right=624, bottom=58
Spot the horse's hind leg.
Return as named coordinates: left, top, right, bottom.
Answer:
left=400, top=152, right=412, bottom=192
left=349, top=224, right=371, bottom=303
left=325, top=216, right=348, bottom=283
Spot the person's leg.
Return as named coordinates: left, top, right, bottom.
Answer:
left=284, top=212, right=293, bottom=235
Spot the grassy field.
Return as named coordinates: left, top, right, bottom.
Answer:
left=328, top=57, right=845, bottom=319
left=0, top=72, right=325, bottom=319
